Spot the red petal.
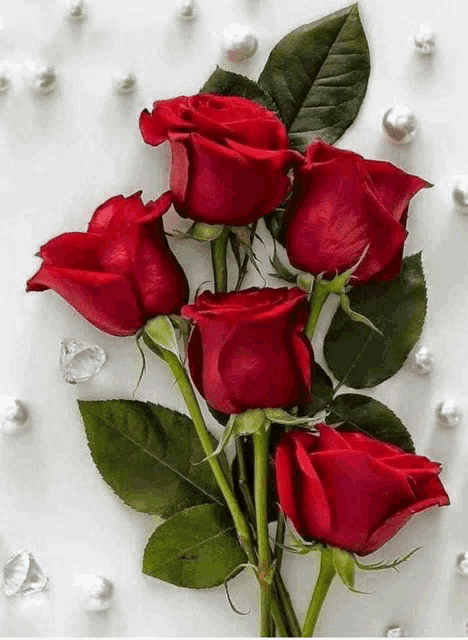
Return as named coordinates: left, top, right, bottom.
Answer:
left=25, top=266, right=144, bottom=336
left=339, top=431, right=404, bottom=458
left=274, top=438, right=305, bottom=535
left=36, top=232, right=102, bottom=270
left=315, top=424, right=352, bottom=452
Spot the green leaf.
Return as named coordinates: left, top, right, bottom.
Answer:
left=264, top=207, right=286, bottom=246
left=258, top=4, right=370, bottom=151
left=201, top=66, right=277, bottom=112
left=327, top=394, right=415, bottom=453
left=324, top=254, right=427, bottom=389
left=142, top=504, right=246, bottom=589
left=78, top=400, right=226, bottom=518
left=332, top=548, right=355, bottom=589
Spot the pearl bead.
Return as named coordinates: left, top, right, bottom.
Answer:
left=68, top=0, right=87, bottom=21
left=178, top=0, right=196, bottom=20
left=412, top=346, right=433, bottom=375
left=386, top=627, right=404, bottom=638
left=452, top=177, right=468, bottom=208
left=435, top=400, right=462, bottom=428
left=414, top=25, right=435, bottom=55
left=114, top=72, right=137, bottom=94
left=382, top=105, right=418, bottom=144
left=0, top=396, right=29, bottom=435
left=75, top=574, right=114, bottom=611
left=0, top=65, right=11, bottom=93
left=456, top=552, right=468, bottom=577
left=222, top=24, right=258, bottom=62
left=31, top=66, right=57, bottom=94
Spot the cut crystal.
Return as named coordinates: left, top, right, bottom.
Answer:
left=2, top=551, right=49, bottom=597
left=60, top=339, right=106, bottom=384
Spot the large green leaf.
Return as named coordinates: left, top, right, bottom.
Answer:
left=143, top=504, right=246, bottom=589
left=324, top=253, right=427, bottom=389
left=258, top=3, right=370, bottom=150
left=78, top=400, right=226, bottom=518
left=201, top=66, right=277, bottom=112
left=326, top=394, right=415, bottom=453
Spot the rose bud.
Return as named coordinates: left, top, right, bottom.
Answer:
left=26, top=191, right=189, bottom=336
left=275, top=426, right=449, bottom=556
left=285, top=140, right=430, bottom=284
left=139, top=94, right=300, bottom=226
left=181, top=287, right=313, bottom=414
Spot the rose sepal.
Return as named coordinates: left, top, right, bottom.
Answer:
left=173, top=221, right=225, bottom=242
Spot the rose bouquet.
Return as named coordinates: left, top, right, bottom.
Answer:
left=26, top=4, right=449, bottom=637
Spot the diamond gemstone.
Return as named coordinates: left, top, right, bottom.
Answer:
left=3, top=551, right=49, bottom=597
left=60, top=339, right=106, bottom=384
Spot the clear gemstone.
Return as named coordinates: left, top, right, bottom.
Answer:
left=2, top=551, right=49, bottom=597
left=114, top=72, right=137, bottom=94
left=386, top=627, right=404, bottom=638
left=414, top=25, right=435, bottom=55
left=412, top=346, right=433, bottom=374
left=31, top=67, right=57, bottom=94
left=436, top=400, right=462, bottom=428
left=457, top=552, right=468, bottom=577
left=75, top=574, right=114, bottom=611
left=60, top=338, right=106, bottom=384
left=0, top=396, right=28, bottom=435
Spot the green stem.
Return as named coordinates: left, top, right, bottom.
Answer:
left=211, top=226, right=230, bottom=293
left=253, top=427, right=273, bottom=637
left=302, top=548, right=336, bottom=637
left=235, top=221, right=258, bottom=291
left=274, top=573, right=302, bottom=637
left=163, top=350, right=291, bottom=635
left=274, top=512, right=286, bottom=572
left=235, top=438, right=256, bottom=525
left=163, top=350, right=254, bottom=559
left=305, top=280, right=331, bottom=339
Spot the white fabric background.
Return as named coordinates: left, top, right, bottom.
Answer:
left=1, top=0, right=467, bottom=635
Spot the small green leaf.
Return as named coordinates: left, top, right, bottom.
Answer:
left=258, top=4, right=370, bottom=151
left=264, top=408, right=316, bottom=426
left=78, top=400, right=226, bottom=518
left=201, top=66, right=277, bottom=112
left=324, top=254, right=427, bottom=389
left=144, top=316, right=179, bottom=356
left=143, top=504, right=247, bottom=589
left=332, top=548, right=355, bottom=589
left=354, top=547, right=421, bottom=572
left=327, top=394, right=415, bottom=453
left=264, top=207, right=286, bottom=246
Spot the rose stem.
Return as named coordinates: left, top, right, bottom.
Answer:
left=162, top=349, right=291, bottom=636
left=236, top=439, right=300, bottom=637
left=211, top=226, right=230, bottom=293
left=301, top=548, right=336, bottom=637
left=305, top=279, right=331, bottom=339
left=253, top=426, right=273, bottom=637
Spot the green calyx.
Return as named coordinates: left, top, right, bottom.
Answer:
left=175, top=221, right=225, bottom=242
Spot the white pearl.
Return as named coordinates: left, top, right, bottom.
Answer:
left=435, top=399, right=462, bottom=428
left=386, top=627, right=404, bottom=638
left=457, top=552, right=468, bottom=577
left=452, top=177, right=468, bottom=208
left=222, top=24, right=258, bottom=62
left=0, top=396, right=29, bottom=435
left=382, top=105, right=418, bottom=144
left=68, top=0, right=87, bottom=21
left=75, top=574, right=114, bottom=611
left=113, top=72, right=137, bottom=94
left=0, top=65, right=11, bottom=93
left=412, top=346, right=433, bottom=375
left=31, top=66, right=57, bottom=94
left=178, top=0, right=196, bottom=20
left=414, top=25, right=435, bottom=55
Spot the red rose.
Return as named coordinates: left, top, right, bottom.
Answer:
left=139, top=94, right=300, bottom=226
left=26, top=192, right=189, bottom=337
left=181, top=287, right=313, bottom=414
left=275, top=426, right=449, bottom=556
left=285, top=140, right=429, bottom=284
